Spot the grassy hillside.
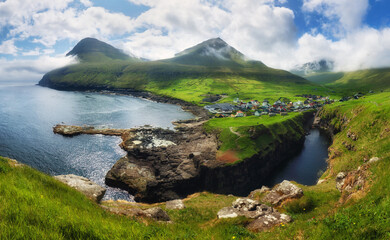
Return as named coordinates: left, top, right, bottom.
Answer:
left=305, top=68, right=390, bottom=93
left=204, top=112, right=307, bottom=161
left=2, top=92, right=389, bottom=239
left=66, top=38, right=137, bottom=62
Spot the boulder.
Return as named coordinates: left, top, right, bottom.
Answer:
left=217, top=207, right=238, bottom=219
left=166, top=199, right=185, bottom=210
left=143, top=207, right=171, bottom=222
left=232, top=198, right=259, bottom=211
left=54, top=174, right=106, bottom=203
left=217, top=197, right=293, bottom=232
left=247, top=212, right=292, bottom=232
left=262, top=180, right=303, bottom=206
left=248, top=186, right=270, bottom=199
left=317, top=179, right=327, bottom=185
left=336, top=172, right=347, bottom=192
left=368, top=157, right=380, bottom=164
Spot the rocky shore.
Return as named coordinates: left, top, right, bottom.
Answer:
left=54, top=110, right=314, bottom=203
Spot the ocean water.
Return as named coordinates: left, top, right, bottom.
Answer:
left=0, top=82, right=194, bottom=201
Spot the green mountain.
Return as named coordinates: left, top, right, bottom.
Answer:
left=305, top=68, right=390, bottom=92
left=163, top=37, right=265, bottom=68
left=66, top=37, right=137, bottom=62
left=39, top=37, right=327, bottom=103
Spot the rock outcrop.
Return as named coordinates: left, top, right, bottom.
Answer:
left=102, top=203, right=171, bottom=222
left=55, top=111, right=313, bottom=203
left=217, top=198, right=292, bottom=232
left=54, top=174, right=106, bottom=203
left=166, top=199, right=185, bottom=210
left=262, top=180, right=303, bottom=206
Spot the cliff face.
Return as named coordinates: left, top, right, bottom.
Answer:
left=104, top=112, right=314, bottom=203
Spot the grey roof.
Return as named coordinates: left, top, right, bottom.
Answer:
left=204, top=103, right=239, bottom=112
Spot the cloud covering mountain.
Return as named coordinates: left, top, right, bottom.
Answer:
left=0, top=0, right=390, bottom=81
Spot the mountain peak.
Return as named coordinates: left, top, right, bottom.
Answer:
left=167, top=37, right=266, bottom=68
left=66, top=37, right=134, bottom=62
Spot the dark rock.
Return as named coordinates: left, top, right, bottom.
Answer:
left=54, top=174, right=106, bottom=203
left=143, top=207, right=171, bottom=221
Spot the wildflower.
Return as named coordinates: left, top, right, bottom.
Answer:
left=232, top=236, right=236, bottom=239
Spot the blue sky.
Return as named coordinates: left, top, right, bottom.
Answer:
left=0, top=0, right=390, bottom=81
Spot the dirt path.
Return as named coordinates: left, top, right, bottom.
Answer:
left=229, top=127, right=241, bottom=137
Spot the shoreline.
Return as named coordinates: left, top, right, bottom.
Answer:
left=36, top=83, right=210, bottom=121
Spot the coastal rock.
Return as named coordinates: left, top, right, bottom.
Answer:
left=105, top=156, right=157, bottom=194
left=336, top=172, right=347, bottom=192
left=317, top=179, right=327, bottom=185
left=143, top=207, right=171, bottom=222
left=217, top=207, right=238, bottom=219
left=102, top=204, right=171, bottom=222
left=106, top=125, right=218, bottom=202
left=54, top=174, right=106, bottom=202
left=262, top=180, right=303, bottom=206
left=248, top=186, right=270, bottom=199
left=217, top=198, right=292, bottom=232
left=246, top=212, right=292, bottom=232
left=166, top=199, right=185, bottom=210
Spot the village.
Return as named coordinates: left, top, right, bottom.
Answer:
left=204, top=94, right=334, bottom=118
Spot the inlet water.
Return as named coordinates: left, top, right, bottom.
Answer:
left=0, top=82, right=194, bottom=200
left=265, top=128, right=331, bottom=187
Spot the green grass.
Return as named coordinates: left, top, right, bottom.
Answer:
left=0, top=157, right=258, bottom=239
left=204, top=112, right=308, bottom=161
left=305, top=68, right=390, bottom=93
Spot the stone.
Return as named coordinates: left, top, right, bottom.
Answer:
left=262, top=180, right=303, bottom=206
left=143, top=207, right=171, bottom=222
left=166, top=199, right=185, bottom=210
left=54, top=174, right=106, bottom=203
left=317, top=179, right=327, bottom=185
left=248, top=186, right=270, bottom=199
left=247, top=212, right=292, bottom=232
left=368, top=157, right=380, bottom=164
left=336, top=172, right=347, bottom=191
left=232, top=198, right=260, bottom=211
left=217, top=207, right=238, bottom=219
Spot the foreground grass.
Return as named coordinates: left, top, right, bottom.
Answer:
left=0, top=157, right=256, bottom=239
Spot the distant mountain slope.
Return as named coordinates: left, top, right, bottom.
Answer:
left=291, top=59, right=334, bottom=77
left=66, top=37, right=137, bottom=62
left=39, top=37, right=326, bottom=104
left=163, top=38, right=266, bottom=68
left=305, top=68, right=390, bottom=91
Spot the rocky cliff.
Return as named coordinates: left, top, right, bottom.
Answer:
left=102, top=111, right=314, bottom=203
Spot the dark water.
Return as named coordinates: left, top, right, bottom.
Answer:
left=265, top=128, right=330, bottom=186
left=0, top=82, right=193, bottom=201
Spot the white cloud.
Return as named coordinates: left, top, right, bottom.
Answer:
left=1, top=0, right=135, bottom=47
left=122, top=0, right=296, bottom=62
left=80, top=0, right=93, bottom=7
left=303, top=0, right=369, bottom=34
left=0, top=39, right=19, bottom=55
left=0, top=55, right=77, bottom=82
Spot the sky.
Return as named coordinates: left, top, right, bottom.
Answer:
left=0, top=0, right=390, bottom=81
